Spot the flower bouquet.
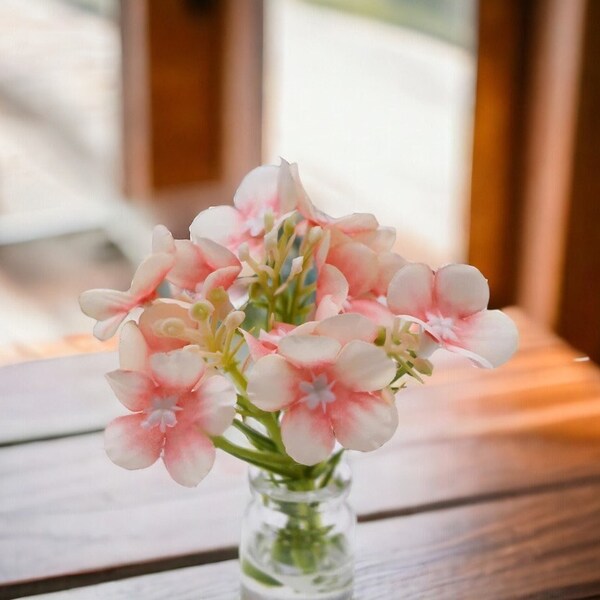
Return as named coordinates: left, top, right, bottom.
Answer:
left=80, top=160, right=518, bottom=599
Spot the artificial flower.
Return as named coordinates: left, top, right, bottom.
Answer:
left=80, top=161, right=519, bottom=491
left=387, top=263, right=519, bottom=368
left=189, top=159, right=298, bottom=257
left=152, top=225, right=241, bottom=295
left=247, top=314, right=397, bottom=465
left=104, top=326, right=236, bottom=486
left=79, top=252, right=174, bottom=340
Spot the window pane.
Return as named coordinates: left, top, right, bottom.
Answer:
left=263, top=0, right=477, bottom=265
left=0, top=0, right=131, bottom=345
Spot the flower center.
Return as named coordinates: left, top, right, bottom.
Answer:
left=425, top=311, right=459, bottom=342
left=245, top=207, right=273, bottom=237
left=299, top=374, right=336, bottom=410
left=141, top=394, right=182, bottom=433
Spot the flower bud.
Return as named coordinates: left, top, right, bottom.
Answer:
left=258, top=264, right=275, bottom=278
left=283, top=217, right=296, bottom=236
left=264, top=227, right=278, bottom=253
left=156, top=317, right=186, bottom=338
left=249, top=282, right=262, bottom=301
left=207, top=287, right=228, bottom=305
left=190, top=300, right=214, bottom=322
left=413, top=358, right=433, bottom=376
left=263, top=210, right=275, bottom=233
left=289, top=256, right=304, bottom=278
left=238, top=243, right=250, bottom=263
left=307, top=226, right=323, bottom=245
left=224, top=310, right=245, bottom=331
left=207, top=287, right=234, bottom=321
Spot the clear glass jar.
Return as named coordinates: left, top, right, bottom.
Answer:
left=240, top=462, right=356, bottom=600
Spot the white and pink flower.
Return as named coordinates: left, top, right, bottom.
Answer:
left=79, top=252, right=175, bottom=340
left=247, top=314, right=398, bottom=465
left=104, top=323, right=236, bottom=486
left=387, top=263, right=519, bottom=368
left=152, top=225, right=241, bottom=296
left=316, top=245, right=407, bottom=326
left=190, top=160, right=298, bottom=258
left=138, top=299, right=200, bottom=353
left=242, top=322, right=297, bottom=361
left=79, top=161, right=520, bottom=491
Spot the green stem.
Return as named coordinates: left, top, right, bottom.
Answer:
left=264, top=413, right=285, bottom=453
left=319, top=449, right=344, bottom=489
left=232, top=419, right=278, bottom=452
left=226, top=362, right=247, bottom=392
left=212, top=436, right=305, bottom=478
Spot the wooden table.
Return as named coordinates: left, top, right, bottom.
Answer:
left=2, top=308, right=600, bottom=599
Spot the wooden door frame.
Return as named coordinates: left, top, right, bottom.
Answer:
left=120, top=0, right=264, bottom=237
left=469, top=0, right=599, bottom=361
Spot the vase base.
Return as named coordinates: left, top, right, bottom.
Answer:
left=241, top=576, right=353, bottom=600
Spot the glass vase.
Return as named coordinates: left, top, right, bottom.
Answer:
left=239, top=462, right=356, bottom=599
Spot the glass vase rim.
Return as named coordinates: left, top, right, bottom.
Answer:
left=248, top=461, right=352, bottom=504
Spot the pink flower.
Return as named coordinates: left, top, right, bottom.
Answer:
left=104, top=324, right=236, bottom=486
left=246, top=314, right=397, bottom=465
left=138, top=299, right=200, bottom=353
left=316, top=244, right=407, bottom=326
left=152, top=225, right=241, bottom=296
left=387, top=263, right=519, bottom=368
left=79, top=252, right=175, bottom=341
left=189, top=160, right=297, bottom=257
left=242, top=322, right=296, bottom=361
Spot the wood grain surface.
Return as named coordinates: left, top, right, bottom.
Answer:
left=20, top=483, right=600, bottom=600
left=1, top=309, right=599, bottom=598
left=0, top=334, right=116, bottom=368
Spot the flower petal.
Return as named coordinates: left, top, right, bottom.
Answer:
left=166, top=240, right=211, bottom=291
left=333, top=340, right=395, bottom=392
left=106, top=369, right=155, bottom=411
left=354, top=226, right=396, bottom=252
left=373, top=252, right=408, bottom=296
left=290, top=163, right=331, bottom=225
left=93, top=313, right=127, bottom=341
left=129, top=253, right=175, bottom=299
left=79, top=288, right=132, bottom=321
left=316, top=264, right=348, bottom=311
left=247, top=354, right=300, bottom=411
left=387, top=263, right=433, bottom=318
left=242, top=330, right=273, bottom=361
left=281, top=403, right=335, bottom=465
left=316, top=295, right=344, bottom=320
left=233, top=164, right=279, bottom=213
left=329, top=389, right=398, bottom=452
left=190, top=205, right=243, bottom=250
left=450, top=309, right=519, bottom=368
left=150, top=348, right=205, bottom=390
left=203, top=265, right=242, bottom=296
left=151, top=224, right=176, bottom=254
left=434, top=264, right=490, bottom=318
left=119, top=320, right=149, bottom=370
left=278, top=335, right=341, bottom=369
left=314, top=229, right=331, bottom=268
left=327, top=242, right=378, bottom=297
left=314, top=313, right=379, bottom=345
left=191, top=374, right=237, bottom=436
left=163, top=425, right=215, bottom=487
left=331, top=213, right=379, bottom=235
left=195, top=237, right=241, bottom=270
left=104, top=414, right=163, bottom=470
left=277, top=158, right=299, bottom=213
left=344, top=297, right=394, bottom=327
left=138, top=300, right=195, bottom=353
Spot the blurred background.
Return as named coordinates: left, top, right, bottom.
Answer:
left=0, top=0, right=597, bottom=362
